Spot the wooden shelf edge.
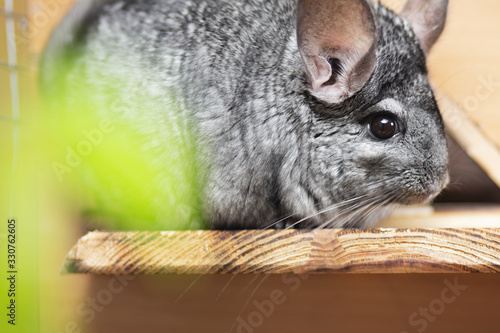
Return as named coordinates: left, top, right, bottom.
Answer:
left=436, top=89, right=500, bottom=189
left=63, top=228, right=500, bottom=275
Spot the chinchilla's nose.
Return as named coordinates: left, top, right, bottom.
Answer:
left=425, top=169, right=450, bottom=201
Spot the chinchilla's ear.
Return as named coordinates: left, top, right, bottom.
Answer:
left=297, top=0, right=377, bottom=105
left=400, top=0, right=448, bottom=55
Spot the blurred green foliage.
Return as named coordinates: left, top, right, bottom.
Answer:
left=41, top=80, right=207, bottom=231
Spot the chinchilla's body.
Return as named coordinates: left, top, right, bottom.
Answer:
left=41, top=0, right=449, bottom=229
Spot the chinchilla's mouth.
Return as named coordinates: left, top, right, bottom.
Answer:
left=397, top=172, right=450, bottom=205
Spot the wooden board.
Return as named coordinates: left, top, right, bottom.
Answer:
left=64, top=227, right=500, bottom=274
left=379, top=204, right=500, bottom=228
left=436, top=91, right=500, bottom=188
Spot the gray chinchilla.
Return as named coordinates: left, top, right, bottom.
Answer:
left=40, top=0, right=450, bottom=229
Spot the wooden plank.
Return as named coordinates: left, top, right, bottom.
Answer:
left=64, top=227, right=500, bottom=275
left=427, top=0, right=500, bottom=146
left=379, top=204, right=500, bottom=228
left=437, top=90, right=500, bottom=190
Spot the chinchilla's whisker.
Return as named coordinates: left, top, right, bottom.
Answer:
left=215, top=273, right=238, bottom=301
left=282, top=200, right=356, bottom=230
left=262, top=212, right=301, bottom=230
left=323, top=197, right=381, bottom=229
left=264, top=185, right=382, bottom=230
left=328, top=192, right=395, bottom=229
left=228, top=273, right=270, bottom=333
left=283, top=193, right=373, bottom=230
left=352, top=196, right=394, bottom=228
left=236, top=272, right=264, bottom=297
left=442, top=177, right=462, bottom=189
left=357, top=178, right=392, bottom=191
left=315, top=194, right=380, bottom=229
left=288, top=179, right=395, bottom=230
left=345, top=197, right=391, bottom=228
left=174, top=274, right=203, bottom=303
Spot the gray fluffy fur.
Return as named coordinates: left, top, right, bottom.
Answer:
left=41, top=0, right=449, bottom=229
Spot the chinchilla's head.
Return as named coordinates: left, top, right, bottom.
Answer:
left=291, top=0, right=449, bottom=227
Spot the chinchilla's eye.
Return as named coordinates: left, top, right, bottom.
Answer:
left=369, top=113, right=400, bottom=140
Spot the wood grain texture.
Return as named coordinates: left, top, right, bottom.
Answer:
left=64, top=228, right=500, bottom=275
